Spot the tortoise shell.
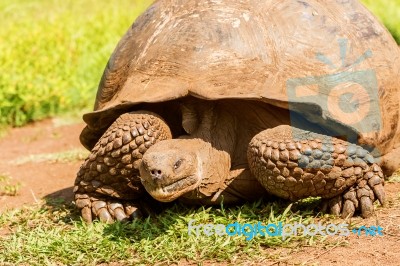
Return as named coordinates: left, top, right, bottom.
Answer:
left=81, top=0, right=400, bottom=159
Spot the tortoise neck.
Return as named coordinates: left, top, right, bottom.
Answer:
left=188, top=101, right=237, bottom=157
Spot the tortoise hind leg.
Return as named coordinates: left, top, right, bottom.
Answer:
left=247, top=125, right=385, bottom=218
left=74, top=111, right=172, bottom=223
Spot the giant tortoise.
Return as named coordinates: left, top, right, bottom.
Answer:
left=74, top=0, right=400, bottom=222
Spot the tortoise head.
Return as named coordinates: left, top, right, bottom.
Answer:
left=139, top=138, right=230, bottom=202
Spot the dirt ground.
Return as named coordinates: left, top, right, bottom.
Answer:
left=0, top=119, right=399, bottom=265
left=0, top=119, right=85, bottom=211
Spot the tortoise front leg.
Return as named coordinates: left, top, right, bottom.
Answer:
left=74, top=111, right=172, bottom=223
left=247, top=125, right=385, bottom=218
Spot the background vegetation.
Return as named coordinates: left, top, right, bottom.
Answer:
left=0, top=0, right=399, bottom=128
left=362, top=0, right=400, bottom=44
left=0, top=0, right=151, bottom=127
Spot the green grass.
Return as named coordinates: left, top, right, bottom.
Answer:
left=0, top=174, right=21, bottom=196
left=0, top=198, right=346, bottom=265
left=0, top=0, right=151, bottom=127
left=361, top=0, right=400, bottom=44
left=388, top=171, right=400, bottom=183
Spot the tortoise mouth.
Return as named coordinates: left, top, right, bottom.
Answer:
left=141, top=174, right=200, bottom=202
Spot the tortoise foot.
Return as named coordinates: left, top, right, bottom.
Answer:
left=248, top=125, right=386, bottom=218
left=75, top=193, right=142, bottom=223
left=322, top=169, right=385, bottom=218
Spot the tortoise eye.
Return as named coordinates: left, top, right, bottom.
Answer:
left=174, top=159, right=183, bottom=170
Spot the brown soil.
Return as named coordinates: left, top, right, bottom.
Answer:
left=0, top=119, right=399, bottom=265
left=0, top=119, right=85, bottom=211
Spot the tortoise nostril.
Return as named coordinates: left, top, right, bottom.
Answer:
left=150, top=168, right=163, bottom=181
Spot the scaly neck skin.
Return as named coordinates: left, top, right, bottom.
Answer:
left=181, top=100, right=237, bottom=157
left=193, top=139, right=231, bottom=198
left=179, top=100, right=237, bottom=200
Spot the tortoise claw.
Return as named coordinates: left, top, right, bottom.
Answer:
left=328, top=195, right=342, bottom=216
left=75, top=194, right=93, bottom=223
left=372, top=183, right=385, bottom=206
left=343, top=188, right=358, bottom=208
left=98, top=208, right=113, bottom=223
left=92, top=200, right=113, bottom=223
left=341, top=200, right=355, bottom=219
left=114, top=209, right=129, bottom=222
left=109, top=202, right=129, bottom=222
left=324, top=182, right=382, bottom=218
left=125, top=205, right=143, bottom=220
left=81, top=206, right=93, bottom=223
left=360, top=196, right=374, bottom=218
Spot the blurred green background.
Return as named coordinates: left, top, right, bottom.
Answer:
left=0, top=0, right=399, bottom=128
left=0, top=0, right=152, bottom=127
